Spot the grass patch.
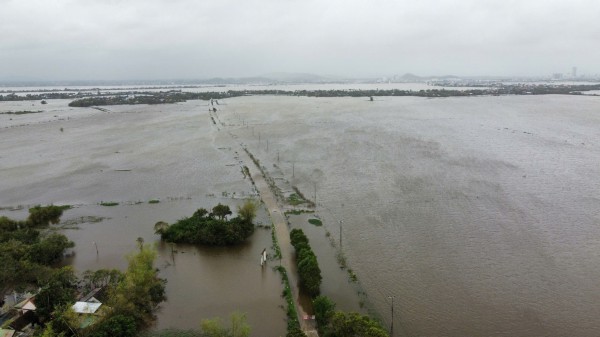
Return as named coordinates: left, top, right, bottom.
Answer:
left=284, top=209, right=315, bottom=216
left=100, top=201, right=119, bottom=207
left=148, top=199, right=160, bottom=204
left=2, top=110, right=43, bottom=115
left=274, top=265, right=301, bottom=334
left=308, top=218, right=322, bottom=226
left=348, top=268, right=358, bottom=283
left=61, top=216, right=107, bottom=227
left=271, top=224, right=282, bottom=260
left=287, top=193, right=305, bottom=206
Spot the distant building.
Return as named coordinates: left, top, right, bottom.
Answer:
left=572, top=66, right=577, bottom=78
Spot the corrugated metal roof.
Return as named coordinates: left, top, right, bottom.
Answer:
left=72, top=302, right=102, bottom=314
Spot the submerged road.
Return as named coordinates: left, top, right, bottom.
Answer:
left=238, top=147, right=318, bottom=336
left=213, top=104, right=318, bottom=336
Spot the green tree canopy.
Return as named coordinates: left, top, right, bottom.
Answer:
left=108, top=244, right=167, bottom=326
left=325, top=312, right=388, bottom=337
left=212, top=204, right=232, bottom=220
left=237, top=200, right=257, bottom=224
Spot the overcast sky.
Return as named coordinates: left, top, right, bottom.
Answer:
left=1, top=0, right=599, bottom=81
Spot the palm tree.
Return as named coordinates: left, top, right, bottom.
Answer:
left=136, top=237, right=144, bottom=251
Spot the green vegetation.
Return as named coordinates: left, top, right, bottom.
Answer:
left=308, top=218, right=323, bottom=226
left=313, top=295, right=388, bottom=337
left=200, top=312, right=251, bottom=337
left=100, top=201, right=119, bottom=206
left=160, top=201, right=256, bottom=245
left=41, top=245, right=167, bottom=336
left=289, top=228, right=322, bottom=297
left=313, top=295, right=336, bottom=335
left=0, top=205, right=73, bottom=295
left=291, top=186, right=315, bottom=208
left=287, top=193, right=305, bottom=206
left=274, top=266, right=302, bottom=336
left=1, top=110, right=43, bottom=115
left=271, top=224, right=282, bottom=261
left=36, top=266, right=78, bottom=321
left=284, top=209, right=315, bottom=215
left=148, top=199, right=160, bottom=204
left=326, top=311, right=388, bottom=337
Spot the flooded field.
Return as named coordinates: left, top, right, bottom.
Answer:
left=2, top=92, right=600, bottom=336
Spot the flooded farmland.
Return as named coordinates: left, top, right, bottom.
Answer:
left=2, top=92, right=600, bottom=336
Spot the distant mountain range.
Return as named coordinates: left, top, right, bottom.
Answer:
left=1, top=73, right=595, bottom=87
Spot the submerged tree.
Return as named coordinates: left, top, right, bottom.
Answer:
left=200, top=311, right=251, bottom=337
left=237, top=200, right=257, bottom=224
left=160, top=203, right=256, bottom=246
left=108, top=244, right=167, bottom=326
left=154, top=221, right=169, bottom=235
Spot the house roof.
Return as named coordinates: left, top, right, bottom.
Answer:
left=72, top=302, right=102, bottom=314
left=13, top=298, right=35, bottom=311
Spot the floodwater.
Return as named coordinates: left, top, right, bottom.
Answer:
left=2, top=92, right=600, bottom=336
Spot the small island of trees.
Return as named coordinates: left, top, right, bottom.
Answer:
left=157, top=201, right=257, bottom=246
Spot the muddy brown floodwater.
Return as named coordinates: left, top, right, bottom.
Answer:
left=2, top=91, right=600, bottom=336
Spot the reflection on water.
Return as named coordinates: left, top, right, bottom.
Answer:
left=2, top=92, right=600, bottom=336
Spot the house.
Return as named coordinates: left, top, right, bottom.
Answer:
left=13, top=297, right=36, bottom=315
left=71, top=301, right=102, bottom=315
left=71, top=291, right=105, bottom=329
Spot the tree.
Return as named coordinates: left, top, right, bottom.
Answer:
left=80, top=269, right=123, bottom=293
left=313, top=295, right=336, bottom=333
left=109, top=245, right=166, bottom=326
left=160, top=204, right=254, bottom=246
left=27, top=205, right=65, bottom=227
left=326, top=312, right=388, bottom=337
left=88, top=314, right=137, bottom=337
left=136, top=237, right=145, bottom=251
left=200, top=312, right=251, bottom=337
left=237, top=200, right=257, bottom=224
left=212, top=204, right=232, bottom=220
left=26, top=233, right=74, bottom=265
left=193, top=208, right=209, bottom=219
left=289, top=229, right=321, bottom=297
left=36, top=266, right=78, bottom=321
left=154, top=221, right=169, bottom=235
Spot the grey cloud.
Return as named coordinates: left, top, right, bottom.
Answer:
left=1, top=0, right=599, bottom=80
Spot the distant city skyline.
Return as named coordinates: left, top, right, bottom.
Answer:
left=1, top=0, right=599, bottom=81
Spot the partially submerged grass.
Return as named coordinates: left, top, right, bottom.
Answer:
left=287, top=193, right=305, bottom=206
left=308, top=218, right=322, bottom=226
left=1, top=110, right=43, bottom=115
left=100, top=201, right=119, bottom=206
left=148, top=199, right=160, bottom=204
left=284, top=209, right=314, bottom=216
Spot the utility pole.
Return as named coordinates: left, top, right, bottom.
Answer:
left=339, top=220, right=343, bottom=249
left=340, top=203, right=344, bottom=249
left=93, top=241, right=98, bottom=256
left=388, top=296, right=395, bottom=337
